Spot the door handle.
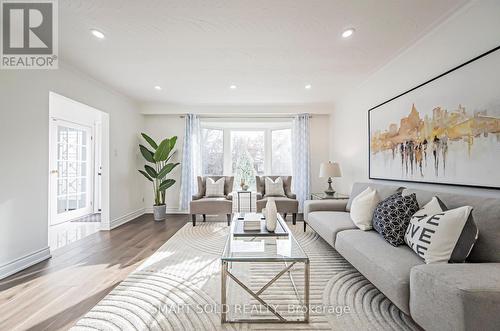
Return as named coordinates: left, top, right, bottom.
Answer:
left=50, top=170, right=58, bottom=174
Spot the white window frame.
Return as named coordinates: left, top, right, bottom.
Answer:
left=201, top=120, right=292, bottom=176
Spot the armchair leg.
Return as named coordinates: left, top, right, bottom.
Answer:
left=191, top=214, right=196, bottom=226
left=283, top=213, right=287, bottom=220
left=304, top=220, right=307, bottom=232
left=202, top=214, right=206, bottom=222
left=226, top=214, right=231, bottom=226
left=292, top=213, right=297, bottom=225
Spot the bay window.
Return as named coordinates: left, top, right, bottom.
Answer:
left=200, top=121, right=292, bottom=190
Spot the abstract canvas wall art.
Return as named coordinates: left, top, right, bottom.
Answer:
left=369, top=46, right=500, bottom=189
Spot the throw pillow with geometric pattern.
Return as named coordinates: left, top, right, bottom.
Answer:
left=372, top=192, right=420, bottom=246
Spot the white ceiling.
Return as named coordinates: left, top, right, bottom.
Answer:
left=59, top=0, right=467, bottom=106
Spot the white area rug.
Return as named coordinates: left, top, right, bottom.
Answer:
left=72, top=222, right=420, bottom=330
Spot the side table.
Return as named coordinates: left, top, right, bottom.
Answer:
left=236, top=190, right=253, bottom=213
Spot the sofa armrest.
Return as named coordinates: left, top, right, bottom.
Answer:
left=192, top=194, right=203, bottom=201
left=303, top=200, right=348, bottom=221
left=286, top=192, right=297, bottom=199
left=226, top=192, right=233, bottom=201
left=410, top=263, right=500, bottom=331
left=256, top=192, right=263, bottom=200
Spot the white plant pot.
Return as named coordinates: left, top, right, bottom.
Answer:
left=265, top=198, right=277, bottom=232
left=153, top=204, right=166, bottom=221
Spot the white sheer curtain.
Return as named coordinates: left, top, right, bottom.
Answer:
left=179, top=114, right=201, bottom=211
left=292, top=113, right=311, bottom=211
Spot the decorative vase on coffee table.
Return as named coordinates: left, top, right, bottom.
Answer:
left=265, top=198, right=277, bottom=232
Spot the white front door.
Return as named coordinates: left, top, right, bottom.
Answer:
left=50, top=120, right=93, bottom=225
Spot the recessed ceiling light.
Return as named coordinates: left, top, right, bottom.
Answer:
left=154, top=85, right=162, bottom=90
left=305, top=84, right=312, bottom=89
left=342, top=28, right=355, bottom=38
left=229, top=84, right=237, bottom=89
left=90, top=29, right=105, bottom=39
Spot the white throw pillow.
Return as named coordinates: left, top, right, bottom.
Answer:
left=264, top=177, right=285, bottom=197
left=405, top=201, right=474, bottom=264
left=350, top=187, right=380, bottom=230
left=205, top=177, right=225, bottom=197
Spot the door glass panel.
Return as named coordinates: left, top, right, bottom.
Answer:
left=81, top=146, right=87, bottom=161
left=57, top=196, right=67, bottom=213
left=58, top=143, right=67, bottom=160
left=67, top=195, right=78, bottom=211
left=57, top=179, right=67, bottom=195
left=58, top=126, right=68, bottom=143
left=78, top=178, right=86, bottom=193
left=80, top=131, right=87, bottom=145
left=78, top=194, right=86, bottom=209
left=55, top=124, right=91, bottom=216
left=68, top=178, right=77, bottom=195
left=67, top=162, right=77, bottom=178
left=57, top=161, right=67, bottom=177
left=68, top=128, right=78, bottom=145
left=80, top=162, right=87, bottom=176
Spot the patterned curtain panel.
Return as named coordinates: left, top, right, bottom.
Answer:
left=179, top=114, right=201, bottom=211
left=292, top=113, right=311, bottom=211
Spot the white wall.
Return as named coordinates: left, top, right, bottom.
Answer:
left=141, top=112, right=331, bottom=212
left=330, top=0, right=500, bottom=198
left=0, top=63, right=144, bottom=279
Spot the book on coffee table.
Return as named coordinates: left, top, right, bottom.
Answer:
left=233, top=213, right=288, bottom=237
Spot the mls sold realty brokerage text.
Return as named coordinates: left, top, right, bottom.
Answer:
left=1, top=0, right=58, bottom=69
left=158, top=303, right=351, bottom=318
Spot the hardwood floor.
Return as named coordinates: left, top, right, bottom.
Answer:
left=0, top=214, right=188, bottom=331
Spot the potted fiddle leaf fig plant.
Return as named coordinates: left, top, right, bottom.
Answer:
left=138, top=133, right=180, bottom=221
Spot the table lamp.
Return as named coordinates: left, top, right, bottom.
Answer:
left=319, top=161, right=342, bottom=196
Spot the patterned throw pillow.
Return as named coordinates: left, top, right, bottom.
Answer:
left=205, top=177, right=225, bottom=197
left=405, top=197, right=478, bottom=263
left=264, top=177, right=285, bottom=197
left=372, top=192, right=420, bottom=246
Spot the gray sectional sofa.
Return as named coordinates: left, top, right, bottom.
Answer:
left=303, top=182, right=500, bottom=331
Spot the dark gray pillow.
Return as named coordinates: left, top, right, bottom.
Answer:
left=372, top=192, right=420, bottom=246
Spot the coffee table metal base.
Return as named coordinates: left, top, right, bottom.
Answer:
left=221, top=260, right=310, bottom=323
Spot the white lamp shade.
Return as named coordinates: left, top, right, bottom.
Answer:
left=319, top=161, right=342, bottom=178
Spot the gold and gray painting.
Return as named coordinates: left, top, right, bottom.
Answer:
left=370, top=104, right=500, bottom=178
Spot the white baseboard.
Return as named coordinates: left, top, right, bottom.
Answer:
left=0, top=247, right=51, bottom=280
left=144, top=207, right=188, bottom=214
left=110, top=208, right=146, bottom=230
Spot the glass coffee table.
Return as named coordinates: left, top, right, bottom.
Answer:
left=221, top=213, right=310, bottom=323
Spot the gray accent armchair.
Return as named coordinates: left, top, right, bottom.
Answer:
left=255, top=176, right=298, bottom=224
left=190, top=176, right=234, bottom=226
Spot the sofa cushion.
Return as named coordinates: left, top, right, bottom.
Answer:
left=335, top=229, right=424, bottom=314
left=256, top=196, right=298, bottom=213
left=346, top=182, right=404, bottom=212
left=306, top=211, right=356, bottom=246
left=403, top=188, right=500, bottom=262
left=410, top=263, right=500, bottom=331
left=189, top=197, right=232, bottom=214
